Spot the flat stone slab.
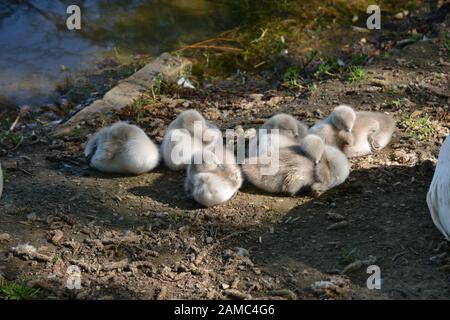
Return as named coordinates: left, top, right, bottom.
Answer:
left=53, top=53, right=191, bottom=137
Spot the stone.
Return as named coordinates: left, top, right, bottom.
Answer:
left=52, top=53, right=191, bottom=137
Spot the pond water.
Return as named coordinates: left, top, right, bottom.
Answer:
left=0, top=0, right=271, bottom=107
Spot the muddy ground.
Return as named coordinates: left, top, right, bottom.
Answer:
left=0, top=7, right=449, bottom=300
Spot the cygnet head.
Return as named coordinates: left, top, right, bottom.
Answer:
left=108, top=121, right=135, bottom=140
left=330, top=105, right=356, bottom=133
left=301, top=134, right=325, bottom=164
left=179, top=110, right=207, bottom=134
left=263, top=114, right=306, bottom=138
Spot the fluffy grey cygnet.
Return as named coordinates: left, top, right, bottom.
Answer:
left=310, top=105, right=396, bottom=157
left=343, top=111, right=396, bottom=157
left=243, top=135, right=324, bottom=196
left=84, top=121, right=159, bottom=174
left=249, top=113, right=309, bottom=156
left=185, top=149, right=242, bottom=207
left=312, top=145, right=350, bottom=193
left=309, top=104, right=356, bottom=151
left=161, top=110, right=221, bottom=170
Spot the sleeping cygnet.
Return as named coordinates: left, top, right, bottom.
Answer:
left=311, top=144, right=350, bottom=194
left=161, top=110, right=221, bottom=171
left=185, top=148, right=242, bottom=207
left=243, top=135, right=324, bottom=196
left=248, top=113, right=308, bottom=157
left=342, top=111, right=396, bottom=158
left=84, top=121, right=159, bottom=174
left=309, top=104, right=356, bottom=151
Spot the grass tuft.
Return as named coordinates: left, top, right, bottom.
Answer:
left=400, top=113, right=436, bottom=141
left=0, top=282, right=41, bottom=300
left=346, top=66, right=367, bottom=83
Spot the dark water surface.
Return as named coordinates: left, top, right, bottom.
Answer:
left=0, top=0, right=269, bottom=106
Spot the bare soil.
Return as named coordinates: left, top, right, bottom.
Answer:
left=0, top=7, right=449, bottom=300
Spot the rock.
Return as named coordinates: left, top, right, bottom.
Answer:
left=0, top=233, right=11, bottom=242
left=50, top=230, right=64, bottom=245
left=233, top=247, right=250, bottom=257
left=394, top=11, right=408, bottom=20
left=224, top=289, right=251, bottom=300
left=269, top=289, right=297, bottom=300
left=311, top=276, right=350, bottom=295
left=52, top=53, right=192, bottom=137
left=249, top=93, right=263, bottom=101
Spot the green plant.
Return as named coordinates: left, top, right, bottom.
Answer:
left=72, top=127, right=82, bottom=137
left=308, top=83, right=318, bottom=93
left=282, top=66, right=304, bottom=89
left=382, top=51, right=391, bottom=59
left=129, top=97, right=149, bottom=124
left=0, top=130, right=25, bottom=149
left=401, top=113, right=436, bottom=141
left=383, top=98, right=401, bottom=108
left=346, top=66, right=366, bottom=83
left=149, top=74, right=163, bottom=100
left=314, top=57, right=341, bottom=79
left=0, top=282, right=41, bottom=300
left=391, top=99, right=401, bottom=108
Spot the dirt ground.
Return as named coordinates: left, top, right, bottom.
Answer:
left=0, top=7, right=449, bottom=300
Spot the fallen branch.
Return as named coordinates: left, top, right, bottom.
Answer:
left=341, top=255, right=377, bottom=275
left=178, top=44, right=243, bottom=52
left=11, top=244, right=52, bottom=262
left=9, top=106, right=30, bottom=132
